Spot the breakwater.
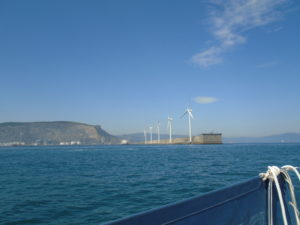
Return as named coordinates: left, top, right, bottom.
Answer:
left=144, top=133, right=222, bottom=144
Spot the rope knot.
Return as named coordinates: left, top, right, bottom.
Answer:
left=261, top=165, right=300, bottom=225
left=260, top=166, right=281, bottom=181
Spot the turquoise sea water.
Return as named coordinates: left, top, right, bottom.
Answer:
left=0, top=144, right=299, bottom=225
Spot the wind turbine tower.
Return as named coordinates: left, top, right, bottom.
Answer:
left=144, top=129, right=147, bottom=144
left=167, top=116, right=173, bottom=144
left=181, top=107, right=194, bottom=143
left=157, top=122, right=160, bottom=144
left=149, top=126, right=153, bottom=144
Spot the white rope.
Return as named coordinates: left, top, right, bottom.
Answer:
left=260, top=165, right=300, bottom=225
left=282, top=166, right=300, bottom=225
left=281, top=170, right=297, bottom=208
left=268, top=179, right=273, bottom=225
left=282, top=165, right=300, bottom=182
left=269, top=166, right=288, bottom=225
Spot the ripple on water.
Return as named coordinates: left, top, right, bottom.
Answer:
left=0, top=144, right=299, bottom=224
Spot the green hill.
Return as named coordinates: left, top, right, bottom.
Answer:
left=0, top=121, right=120, bottom=146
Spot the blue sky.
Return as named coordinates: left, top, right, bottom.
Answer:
left=0, top=0, right=300, bottom=137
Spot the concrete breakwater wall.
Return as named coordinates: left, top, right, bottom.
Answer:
left=144, top=133, right=222, bottom=145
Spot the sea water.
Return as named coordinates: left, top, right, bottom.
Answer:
left=0, top=144, right=299, bottom=224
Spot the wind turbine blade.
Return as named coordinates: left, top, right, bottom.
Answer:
left=189, top=111, right=194, bottom=119
left=180, top=111, right=187, bottom=118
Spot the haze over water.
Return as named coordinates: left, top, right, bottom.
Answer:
left=1, top=144, right=299, bottom=224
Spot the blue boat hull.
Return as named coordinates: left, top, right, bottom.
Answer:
left=104, top=175, right=296, bottom=225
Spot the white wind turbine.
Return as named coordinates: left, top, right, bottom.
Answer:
left=167, top=116, right=173, bottom=144
left=149, top=126, right=153, bottom=144
left=144, top=129, right=147, bottom=144
left=157, top=121, right=160, bottom=144
left=181, top=107, right=194, bottom=143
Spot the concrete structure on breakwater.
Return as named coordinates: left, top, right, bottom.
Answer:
left=145, top=133, right=222, bottom=145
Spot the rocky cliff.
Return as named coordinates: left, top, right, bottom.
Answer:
left=0, top=121, right=120, bottom=146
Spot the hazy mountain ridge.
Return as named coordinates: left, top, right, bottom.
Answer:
left=223, top=133, right=300, bottom=143
left=0, top=121, right=120, bottom=145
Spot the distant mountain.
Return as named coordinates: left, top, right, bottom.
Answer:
left=223, top=133, right=300, bottom=143
left=0, top=121, right=121, bottom=146
left=2, top=122, right=298, bottom=146
left=118, top=133, right=186, bottom=143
